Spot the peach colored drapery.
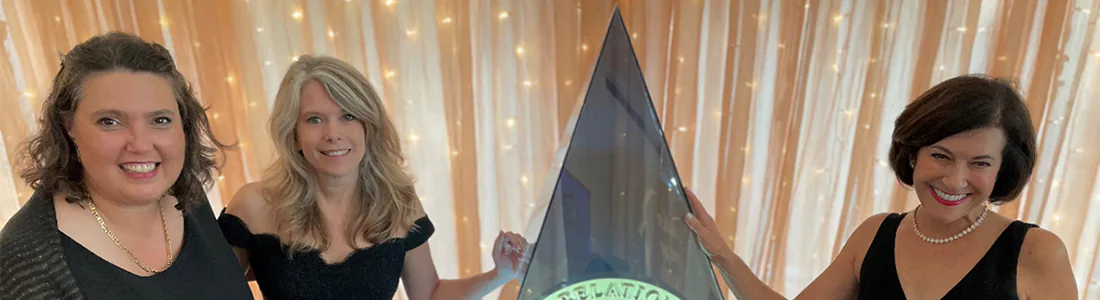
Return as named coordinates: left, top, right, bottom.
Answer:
left=1, top=0, right=1098, bottom=299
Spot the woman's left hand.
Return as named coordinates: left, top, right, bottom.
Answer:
left=491, top=231, right=530, bottom=281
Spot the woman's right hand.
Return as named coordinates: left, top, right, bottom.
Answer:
left=682, top=189, right=734, bottom=262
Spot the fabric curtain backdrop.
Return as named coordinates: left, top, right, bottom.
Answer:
left=1, top=0, right=1099, bottom=299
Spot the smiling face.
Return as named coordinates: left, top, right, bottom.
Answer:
left=911, top=127, right=1006, bottom=223
left=296, top=80, right=366, bottom=179
left=68, top=71, right=185, bottom=203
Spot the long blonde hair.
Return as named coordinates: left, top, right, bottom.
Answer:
left=265, top=55, right=418, bottom=253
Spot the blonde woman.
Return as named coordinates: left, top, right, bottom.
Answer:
left=217, top=55, right=529, bottom=300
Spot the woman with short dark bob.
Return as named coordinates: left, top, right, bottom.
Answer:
left=684, top=75, right=1077, bottom=299
left=0, top=32, right=252, bottom=299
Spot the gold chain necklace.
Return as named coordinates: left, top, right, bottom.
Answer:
left=85, top=197, right=175, bottom=274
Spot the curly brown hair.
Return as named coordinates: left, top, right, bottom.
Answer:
left=18, top=31, right=229, bottom=212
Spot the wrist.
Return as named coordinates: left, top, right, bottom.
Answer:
left=488, top=268, right=511, bottom=284
left=709, top=247, right=737, bottom=268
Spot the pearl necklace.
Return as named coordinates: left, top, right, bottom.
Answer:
left=912, top=204, right=987, bottom=244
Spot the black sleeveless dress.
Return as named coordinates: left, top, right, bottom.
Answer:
left=217, top=209, right=435, bottom=300
left=858, top=212, right=1037, bottom=299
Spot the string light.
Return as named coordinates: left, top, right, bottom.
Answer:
left=506, top=118, right=516, bottom=128
left=226, top=76, right=235, bottom=83
left=256, top=27, right=264, bottom=32
left=742, top=176, right=750, bottom=184
left=998, top=56, right=1008, bottom=61
left=212, top=113, right=220, bottom=120
left=674, top=87, right=681, bottom=94
left=292, top=56, right=300, bottom=62
left=291, top=10, right=304, bottom=20
left=515, top=46, right=525, bottom=56
left=729, top=207, right=736, bottom=213
left=159, top=17, right=169, bottom=27
left=778, top=43, right=785, bottom=49
left=938, top=65, right=945, bottom=70
left=328, top=30, right=335, bottom=38
left=521, top=174, right=529, bottom=185
left=678, top=56, right=685, bottom=63
left=1093, top=51, right=1100, bottom=58
left=869, top=92, right=877, bottom=98
left=955, top=26, right=967, bottom=32
left=498, top=11, right=510, bottom=20
left=264, top=60, right=272, bottom=66
left=218, top=175, right=225, bottom=181
left=581, top=43, right=589, bottom=51
left=451, top=151, right=459, bottom=156
left=632, top=33, right=638, bottom=39
left=831, top=63, right=839, bottom=72
left=677, top=126, right=688, bottom=132
left=405, top=28, right=417, bottom=37
left=21, top=92, right=32, bottom=98
left=832, top=14, right=844, bottom=24
left=384, top=70, right=396, bottom=79
left=54, top=16, right=60, bottom=23
left=409, top=133, right=420, bottom=142
left=462, top=216, right=468, bottom=222
left=384, top=0, right=394, bottom=7
left=249, top=102, right=257, bottom=107
left=563, top=80, right=573, bottom=86
left=194, top=42, right=201, bottom=47
left=441, top=17, right=452, bottom=24
left=502, top=144, right=513, bottom=150
left=523, top=80, right=532, bottom=87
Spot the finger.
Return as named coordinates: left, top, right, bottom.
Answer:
left=684, top=188, right=715, bottom=225
left=493, top=231, right=505, bottom=255
left=684, top=214, right=706, bottom=234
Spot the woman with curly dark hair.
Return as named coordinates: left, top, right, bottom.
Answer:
left=0, top=32, right=252, bottom=300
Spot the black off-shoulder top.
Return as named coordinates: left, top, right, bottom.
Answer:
left=217, top=209, right=434, bottom=300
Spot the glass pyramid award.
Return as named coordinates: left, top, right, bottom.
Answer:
left=517, top=7, right=724, bottom=300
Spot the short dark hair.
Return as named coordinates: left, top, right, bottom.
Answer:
left=18, top=32, right=229, bottom=212
left=888, top=74, right=1037, bottom=204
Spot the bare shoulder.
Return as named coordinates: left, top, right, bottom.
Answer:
left=796, top=213, right=894, bottom=298
left=847, top=213, right=893, bottom=273
left=410, top=192, right=428, bottom=220
left=848, top=213, right=892, bottom=249
left=1020, top=227, right=1070, bottom=266
left=224, top=182, right=275, bottom=232
left=1018, top=227, right=1077, bottom=298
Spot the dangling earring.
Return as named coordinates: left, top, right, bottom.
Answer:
left=909, top=160, right=915, bottom=168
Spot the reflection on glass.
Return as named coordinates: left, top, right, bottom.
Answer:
left=518, top=8, right=724, bottom=300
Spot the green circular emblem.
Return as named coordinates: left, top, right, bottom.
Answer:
left=545, top=278, right=680, bottom=300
